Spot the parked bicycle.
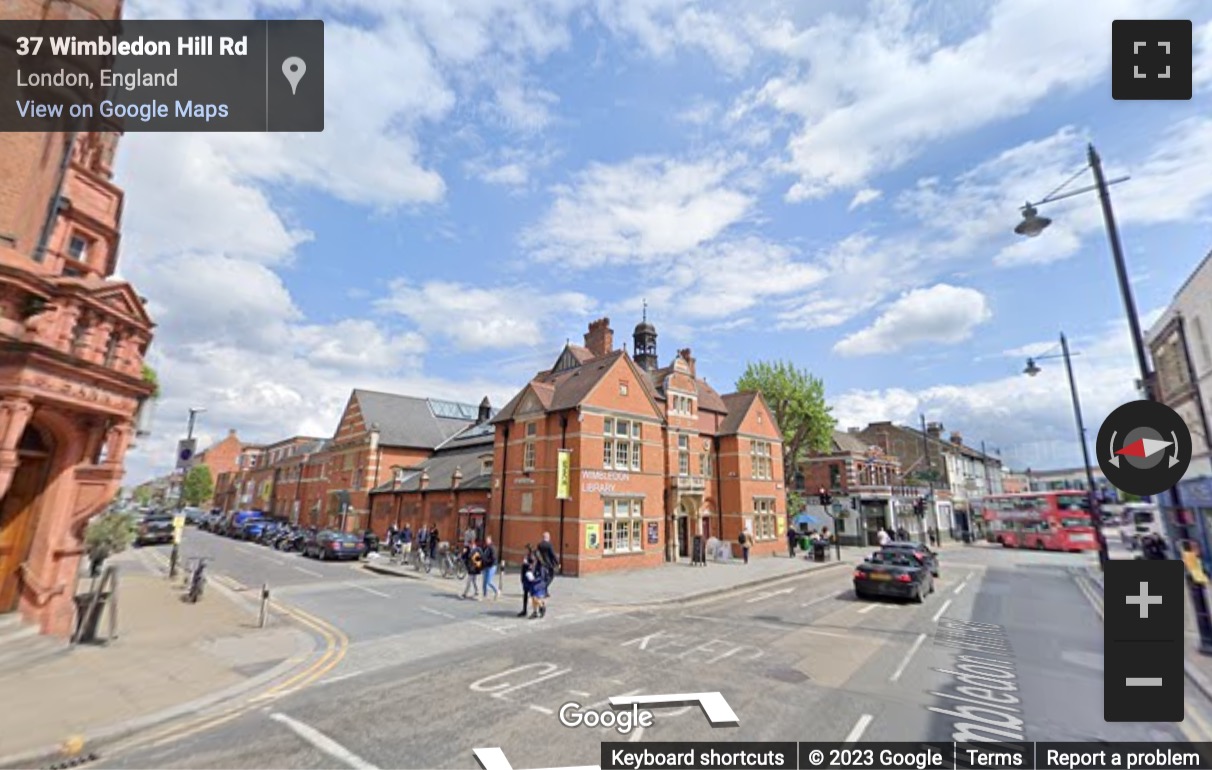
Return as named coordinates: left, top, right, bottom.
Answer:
left=187, top=557, right=210, bottom=603
left=439, top=545, right=466, bottom=580
left=409, top=546, right=432, bottom=573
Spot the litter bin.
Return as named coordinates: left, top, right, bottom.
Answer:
left=812, top=541, right=827, bottom=562
left=73, top=591, right=110, bottom=643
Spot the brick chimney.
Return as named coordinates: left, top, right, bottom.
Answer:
left=926, top=422, right=944, bottom=439
left=584, top=318, right=614, bottom=358
left=950, top=431, right=964, bottom=446
left=677, top=348, right=696, bottom=376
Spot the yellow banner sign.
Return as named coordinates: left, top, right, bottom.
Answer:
left=556, top=449, right=572, bottom=500
left=586, top=523, right=600, bottom=550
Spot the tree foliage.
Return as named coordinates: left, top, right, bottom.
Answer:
left=141, top=364, right=160, bottom=398
left=133, top=485, right=154, bottom=505
left=735, top=360, right=835, bottom=482
left=181, top=464, right=214, bottom=507
left=84, top=512, right=137, bottom=559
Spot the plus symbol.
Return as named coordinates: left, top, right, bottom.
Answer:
left=1126, top=581, right=1163, bottom=619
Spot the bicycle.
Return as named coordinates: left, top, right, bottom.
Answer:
left=439, top=547, right=467, bottom=580
left=187, top=558, right=210, bottom=603
left=410, top=547, right=432, bottom=573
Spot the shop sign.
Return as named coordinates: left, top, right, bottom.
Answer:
left=582, top=469, right=630, bottom=494
left=586, top=523, right=600, bottom=550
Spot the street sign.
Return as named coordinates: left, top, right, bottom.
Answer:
left=175, top=438, right=197, bottom=470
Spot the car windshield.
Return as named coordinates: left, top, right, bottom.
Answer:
left=869, top=551, right=914, bottom=566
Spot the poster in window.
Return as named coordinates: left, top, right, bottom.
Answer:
left=586, top=523, right=600, bottom=550
left=776, top=516, right=785, bottom=536
left=647, top=521, right=659, bottom=544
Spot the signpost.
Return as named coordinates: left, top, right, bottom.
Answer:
left=829, top=501, right=844, bottom=561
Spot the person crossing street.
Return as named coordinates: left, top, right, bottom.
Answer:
left=481, top=536, right=500, bottom=600
left=461, top=539, right=484, bottom=600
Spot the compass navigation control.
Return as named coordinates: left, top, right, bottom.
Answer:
left=1096, top=400, right=1192, bottom=497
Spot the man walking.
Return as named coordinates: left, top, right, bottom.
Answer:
left=518, top=544, right=535, bottom=617
left=786, top=525, right=798, bottom=558
left=482, top=536, right=500, bottom=600
left=738, top=529, right=751, bottom=564
left=537, top=532, right=560, bottom=591
left=428, top=526, right=440, bottom=561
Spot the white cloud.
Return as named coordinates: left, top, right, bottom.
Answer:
left=831, top=317, right=1145, bottom=470
left=521, top=155, right=755, bottom=267
left=848, top=188, right=882, bottom=210
left=1196, top=19, right=1212, bottom=91
left=833, top=284, right=992, bottom=356
left=746, top=0, right=1184, bottom=201
left=593, top=0, right=754, bottom=74
left=377, top=280, right=595, bottom=351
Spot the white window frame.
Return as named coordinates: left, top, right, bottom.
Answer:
left=604, top=417, right=642, bottom=471
left=751, top=440, right=773, bottom=480
left=67, top=234, right=90, bottom=262
left=677, top=434, right=690, bottom=477
left=523, top=440, right=536, bottom=471
left=603, top=499, right=644, bottom=555
left=753, top=498, right=777, bottom=540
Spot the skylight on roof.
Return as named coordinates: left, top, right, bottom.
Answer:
left=428, top=399, right=480, bottom=420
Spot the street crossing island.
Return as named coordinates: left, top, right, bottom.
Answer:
left=15, top=69, right=178, bottom=91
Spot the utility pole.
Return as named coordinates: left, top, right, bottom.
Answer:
left=919, top=414, right=937, bottom=542
left=171, top=407, right=205, bottom=579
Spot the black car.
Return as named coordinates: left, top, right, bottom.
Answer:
left=854, top=550, right=934, bottom=602
left=881, top=541, right=940, bottom=577
left=303, top=530, right=364, bottom=561
left=135, top=512, right=176, bottom=547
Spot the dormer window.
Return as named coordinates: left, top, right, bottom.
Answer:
left=67, top=234, right=90, bottom=262
left=481, top=457, right=494, bottom=476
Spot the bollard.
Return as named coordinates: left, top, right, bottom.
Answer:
left=168, top=543, right=179, bottom=579
left=259, top=584, right=270, bottom=628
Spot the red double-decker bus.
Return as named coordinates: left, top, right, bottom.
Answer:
left=980, top=491, right=1099, bottom=552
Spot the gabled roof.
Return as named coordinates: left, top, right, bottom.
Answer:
left=718, top=392, right=759, bottom=435
left=372, top=442, right=496, bottom=494
left=646, top=365, right=728, bottom=413
left=832, top=431, right=869, bottom=454
left=74, top=279, right=155, bottom=327
left=352, top=389, right=480, bottom=449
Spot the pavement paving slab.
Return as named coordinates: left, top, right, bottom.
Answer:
left=0, top=550, right=313, bottom=764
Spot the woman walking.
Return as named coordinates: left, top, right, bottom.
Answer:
left=518, top=544, right=534, bottom=617
left=528, top=551, right=550, bottom=619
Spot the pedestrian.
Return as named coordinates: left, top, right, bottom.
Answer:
left=461, top=539, right=483, bottom=600
left=518, top=544, right=535, bottom=617
left=386, top=523, right=398, bottom=547
left=428, top=526, right=440, bottom=561
left=417, top=524, right=429, bottom=556
left=401, top=523, right=413, bottom=554
left=529, top=553, right=550, bottom=619
left=877, top=528, right=891, bottom=547
left=537, top=531, right=560, bottom=591
left=738, top=529, right=750, bottom=564
left=482, top=536, right=500, bottom=600
left=896, top=526, right=908, bottom=542
left=786, top=525, right=798, bottom=558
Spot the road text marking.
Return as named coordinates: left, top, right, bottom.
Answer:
left=890, top=632, right=927, bottom=683
left=270, top=713, right=379, bottom=770
left=844, top=714, right=873, bottom=744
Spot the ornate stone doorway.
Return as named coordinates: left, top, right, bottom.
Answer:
left=0, top=426, right=54, bottom=613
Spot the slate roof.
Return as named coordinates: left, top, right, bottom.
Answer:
left=647, top=365, right=728, bottom=412
left=718, top=392, right=758, bottom=435
left=370, top=436, right=496, bottom=494
left=493, top=350, right=631, bottom=422
left=832, top=431, right=869, bottom=454
left=353, top=389, right=480, bottom=449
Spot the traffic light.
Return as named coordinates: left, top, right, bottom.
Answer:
left=818, top=487, right=831, bottom=506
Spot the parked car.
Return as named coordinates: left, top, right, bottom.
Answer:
left=182, top=507, right=205, bottom=526
left=303, top=530, right=364, bottom=561
left=134, top=512, right=176, bottom=547
left=223, top=511, right=262, bottom=537
left=854, top=549, right=934, bottom=602
left=200, top=510, right=225, bottom=532
left=879, top=541, right=940, bottom=577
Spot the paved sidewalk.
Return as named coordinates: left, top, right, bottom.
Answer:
left=364, top=546, right=867, bottom=606
left=0, top=549, right=312, bottom=763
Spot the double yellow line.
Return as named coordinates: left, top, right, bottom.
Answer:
left=96, top=554, right=349, bottom=758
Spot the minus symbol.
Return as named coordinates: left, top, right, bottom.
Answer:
left=1126, top=677, right=1163, bottom=686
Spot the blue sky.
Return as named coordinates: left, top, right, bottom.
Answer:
left=117, top=0, right=1212, bottom=482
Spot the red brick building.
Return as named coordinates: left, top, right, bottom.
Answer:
left=191, top=429, right=247, bottom=507
left=0, top=0, right=157, bottom=635
left=487, top=316, right=787, bottom=574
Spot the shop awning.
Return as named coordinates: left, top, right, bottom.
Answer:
left=793, top=512, right=822, bottom=526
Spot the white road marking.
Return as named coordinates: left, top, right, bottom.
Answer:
left=529, top=704, right=554, bottom=714
left=953, top=580, right=969, bottom=595
left=321, top=672, right=363, bottom=686
left=270, top=713, right=379, bottom=770
left=470, top=620, right=511, bottom=635
left=569, top=690, right=591, bottom=697
left=931, top=598, right=953, bottom=623
left=421, top=606, right=455, bottom=619
left=844, top=714, right=873, bottom=744
left=745, top=587, right=794, bottom=604
left=801, top=592, right=841, bottom=608
left=857, top=603, right=881, bottom=614
left=294, top=566, right=322, bottom=577
left=889, top=632, right=927, bottom=683
left=346, top=582, right=390, bottom=598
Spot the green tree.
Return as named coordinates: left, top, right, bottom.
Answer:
left=735, top=360, right=835, bottom=483
left=84, top=512, right=137, bottom=575
left=133, top=485, right=154, bottom=506
left=181, top=464, right=214, bottom=507
left=141, top=364, right=160, bottom=398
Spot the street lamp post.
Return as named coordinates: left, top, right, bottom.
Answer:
left=1023, top=332, right=1109, bottom=567
left=1014, top=143, right=1212, bottom=654
left=170, top=407, right=206, bottom=579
